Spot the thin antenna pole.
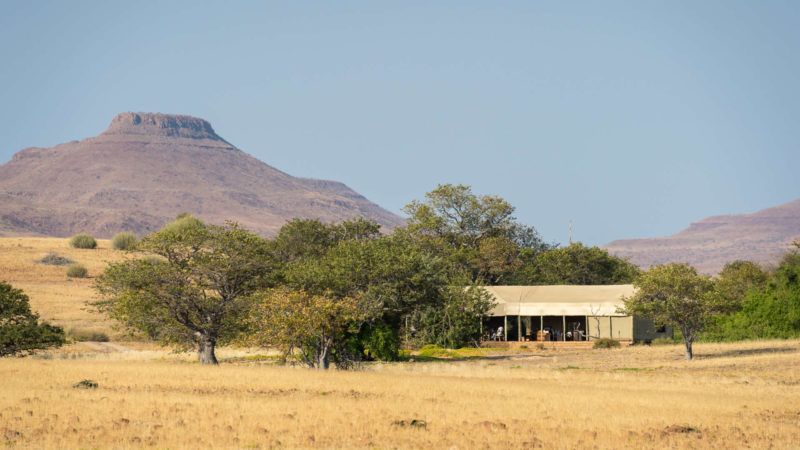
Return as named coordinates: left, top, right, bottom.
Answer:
left=569, top=220, right=573, bottom=245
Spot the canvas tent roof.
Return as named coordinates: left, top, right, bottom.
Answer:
left=485, top=285, right=635, bottom=316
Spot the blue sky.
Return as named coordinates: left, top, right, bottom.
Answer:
left=1, top=1, right=797, bottom=245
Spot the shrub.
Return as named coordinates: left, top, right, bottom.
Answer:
left=73, top=379, right=98, bottom=389
left=0, top=282, right=66, bottom=356
left=592, top=338, right=621, bottom=349
left=651, top=337, right=677, bottom=346
left=67, top=327, right=109, bottom=342
left=38, top=252, right=73, bottom=266
left=66, top=264, right=88, bottom=278
left=112, top=232, right=138, bottom=250
left=361, top=323, right=400, bottom=361
left=70, top=234, right=97, bottom=249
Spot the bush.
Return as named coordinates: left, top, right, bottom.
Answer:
left=592, top=338, right=621, bottom=349
left=66, top=264, right=88, bottom=278
left=0, top=282, right=66, bottom=356
left=361, top=323, right=400, bottom=361
left=70, top=234, right=97, bottom=249
left=38, top=252, right=74, bottom=266
left=651, top=337, right=677, bottom=346
left=112, top=232, right=138, bottom=250
left=67, top=327, right=109, bottom=342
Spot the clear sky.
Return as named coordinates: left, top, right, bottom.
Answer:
left=1, top=1, right=798, bottom=245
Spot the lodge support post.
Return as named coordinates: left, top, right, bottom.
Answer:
left=517, top=315, right=522, bottom=342
left=504, top=316, right=508, bottom=341
left=585, top=315, right=589, bottom=341
left=562, top=316, right=566, bottom=341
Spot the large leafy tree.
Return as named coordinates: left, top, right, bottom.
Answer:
left=708, top=251, right=800, bottom=341
left=404, top=184, right=548, bottom=283
left=622, top=263, right=730, bottom=360
left=272, top=218, right=382, bottom=264
left=246, top=288, right=373, bottom=369
left=1, top=282, right=65, bottom=357
left=94, top=216, right=275, bottom=365
left=714, top=260, right=769, bottom=307
left=513, top=243, right=640, bottom=285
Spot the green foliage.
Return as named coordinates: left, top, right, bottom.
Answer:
left=94, top=216, right=275, bottom=364
left=408, top=284, right=495, bottom=348
left=592, top=338, right=621, bottom=349
left=66, top=264, right=88, bottom=278
left=705, top=252, right=800, bottom=341
left=70, top=234, right=97, bottom=249
left=38, top=252, right=74, bottom=266
left=111, top=232, right=139, bottom=250
left=512, top=243, right=640, bottom=285
left=360, top=323, right=400, bottom=361
left=0, top=282, right=66, bottom=356
left=622, top=263, right=723, bottom=360
left=403, top=184, right=548, bottom=284
left=247, top=288, right=372, bottom=370
left=273, top=218, right=381, bottom=264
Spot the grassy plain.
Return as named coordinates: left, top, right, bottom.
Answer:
left=1, top=237, right=799, bottom=448
left=0, top=237, right=126, bottom=337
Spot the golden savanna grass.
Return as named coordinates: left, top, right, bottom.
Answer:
left=0, top=237, right=127, bottom=336
left=1, top=237, right=799, bottom=448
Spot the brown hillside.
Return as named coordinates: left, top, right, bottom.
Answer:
left=0, top=112, right=403, bottom=237
left=605, top=199, right=800, bottom=274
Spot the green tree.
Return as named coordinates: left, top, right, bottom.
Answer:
left=272, top=218, right=381, bottom=264
left=247, top=289, right=373, bottom=369
left=94, top=216, right=274, bottom=365
left=714, top=260, right=769, bottom=307
left=407, top=283, right=495, bottom=348
left=514, top=243, right=640, bottom=285
left=403, top=184, right=547, bottom=283
left=621, top=263, right=727, bottom=360
left=708, top=252, right=800, bottom=341
left=1, top=282, right=65, bottom=357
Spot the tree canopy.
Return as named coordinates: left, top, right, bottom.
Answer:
left=621, top=263, right=729, bottom=360
left=94, top=216, right=275, bottom=364
left=1, top=282, right=65, bottom=357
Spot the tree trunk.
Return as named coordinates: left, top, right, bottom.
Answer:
left=198, top=336, right=218, bottom=365
left=683, top=337, right=693, bottom=361
left=317, top=346, right=330, bottom=370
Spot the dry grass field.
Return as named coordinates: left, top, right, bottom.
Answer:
left=0, top=237, right=127, bottom=337
left=0, top=340, right=798, bottom=449
left=2, top=237, right=800, bottom=448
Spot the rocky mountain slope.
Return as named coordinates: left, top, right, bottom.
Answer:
left=605, top=199, right=800, bottom=274
left=0, top=112, right=403, bottom=237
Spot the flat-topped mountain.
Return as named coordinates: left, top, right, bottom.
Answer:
left=0, top=112, right=404, bottom=237
left=605, top=199, right=800, bottom=274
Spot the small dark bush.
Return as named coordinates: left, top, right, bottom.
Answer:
left=112, top=232, right=138, bottom=250
left=73, top=379, right=98, bottom=389
left=592, top=338, right=621, bottom=349
left=38, top=252, right=74, bottom=266
left=67, top=327, right=109, bottom=342
left=361, top=323, right=400, bottom=361
left=70, top=234, right=97, bottom=249
left=651, top=337, right=677, bottom=346
left=66, top=264, right=88, bottom=278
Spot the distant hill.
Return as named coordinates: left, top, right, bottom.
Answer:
left=0, top=112, right=404, bottom=237
left=605, top=199, right=800, bottom=274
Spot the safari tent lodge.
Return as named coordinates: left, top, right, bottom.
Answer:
left=482, top=285, right=671, bottom=343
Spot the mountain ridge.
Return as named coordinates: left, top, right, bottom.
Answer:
left=605, top=198, right=800, bottom=274
left=0, top=112, right=404, bottom=237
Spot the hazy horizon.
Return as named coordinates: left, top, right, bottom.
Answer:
left=1, top=1, right=798, bottom=245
